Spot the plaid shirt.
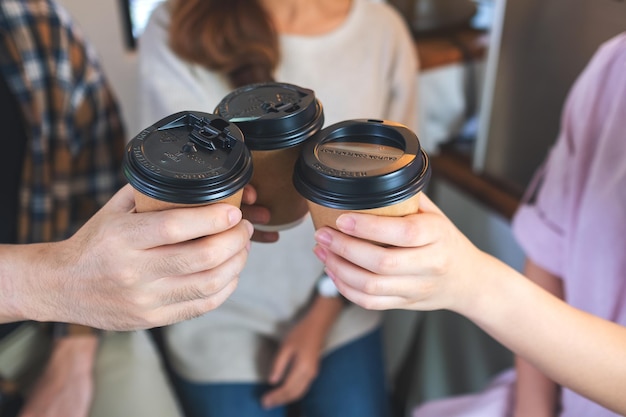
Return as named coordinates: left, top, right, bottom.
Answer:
left=0, top=0, right=125, bottom=244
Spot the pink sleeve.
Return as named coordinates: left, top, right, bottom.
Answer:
left=511, top=32, right=626, bottom=276
left=511, top=132, right=572, bottom=277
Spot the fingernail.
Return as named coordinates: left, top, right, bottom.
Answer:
left=314, top=230, right=332, bottom=246
left=228, top=208, right=242, bottom=226
left=336, top=214, right=356, bottom=232
left=313, top=245, right=328, bottom=262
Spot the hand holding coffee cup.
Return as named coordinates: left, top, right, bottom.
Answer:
left=293, top=119, right=431, bottom=245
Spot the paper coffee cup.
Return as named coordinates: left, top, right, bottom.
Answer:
left=215, top=82, right=324, bottom=231
left=123, top=111, right=253, bottom=213
left=293, top=119, right=431, bottom=233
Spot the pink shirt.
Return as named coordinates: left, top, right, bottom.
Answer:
left=512, top=33, right=626, bottom=417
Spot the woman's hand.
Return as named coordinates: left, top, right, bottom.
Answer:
left=261, top=296, right=343, bottom=409
left=312, top=193, right=487, bottom=315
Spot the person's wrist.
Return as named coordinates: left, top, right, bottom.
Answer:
left=23, top=241, right=73, bottom=323
left=316, top=273, right=339, bottom=298
left=451, top=250, right=508, bottom=320
left=304, top=292, right=344, bottom=338
left=316, top=273, right=350, bottom=306
left=0, top=243, right=55, bottom=322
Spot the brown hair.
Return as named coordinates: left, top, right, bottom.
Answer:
left=168, top=0, right=279, bottom=88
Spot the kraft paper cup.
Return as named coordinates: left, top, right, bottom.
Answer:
left=215, top=82, right=324, bottom=231
left=123, top=111, right=253, bottom=213
left=293, top=119, right=431, bottom=234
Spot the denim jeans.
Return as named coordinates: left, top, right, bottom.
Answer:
left=172, top=328, right=391, bottom=417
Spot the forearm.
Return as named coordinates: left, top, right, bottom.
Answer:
left=461, top=254, right=626, bottom=415
left=0, top=242, right=64, bottom=323
left=50, top=335, right=99, bottom=376
left=514, top=356, right=559, bottom=417
left=513, top=259, right=562, bottom=416
left=302, top=296, right=344, bottom=342
left=21, top=334, right=98, bottom=417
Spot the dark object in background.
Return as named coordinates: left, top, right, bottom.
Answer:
left=388, top=0, right=477, bottom=35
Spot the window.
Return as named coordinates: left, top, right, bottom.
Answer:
left=120, top=0, right=165, bottom=49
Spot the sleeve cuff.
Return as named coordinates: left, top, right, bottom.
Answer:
left=512, top=205, right=564, bottom=277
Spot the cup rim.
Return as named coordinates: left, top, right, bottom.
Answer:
left=123, top=111, right=253, bottom=204
left=292, top=119, right=432, bottom=210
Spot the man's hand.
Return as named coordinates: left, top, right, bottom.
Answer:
left=2, top=185, right=253, bottom=330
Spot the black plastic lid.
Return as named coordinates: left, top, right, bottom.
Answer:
left=293, top=119, right=431, bottom=210
left=123, top=111, right=253, bottom=204
left=215, top=82, right=324, bottom=150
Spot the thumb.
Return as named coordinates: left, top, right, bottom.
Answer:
left=417, top=192, right=444, bottom=216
